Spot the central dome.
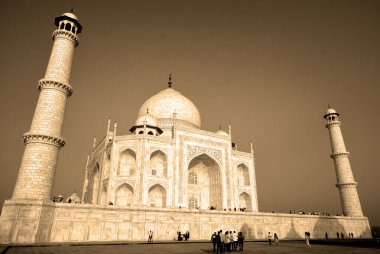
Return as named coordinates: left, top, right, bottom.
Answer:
left=137, top=88, right=201, bottom=129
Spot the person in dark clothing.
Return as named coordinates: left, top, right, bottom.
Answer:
left=216, top=231, right=222, bottom=254
left=238, top=232, right=245, bottom=251
left=211, top=232, right=217, bottom=252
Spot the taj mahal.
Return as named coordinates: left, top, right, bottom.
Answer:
left=0, top=12, right=371, bottom=244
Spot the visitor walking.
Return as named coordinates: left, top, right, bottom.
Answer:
left=216, top=231, right=222, bottom=254
left=268, top=232, right=272, bottom=245
left=274, top=233, right=279, bottom=245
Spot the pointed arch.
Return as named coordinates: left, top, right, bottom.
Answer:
left=148, top=184, right=166, bottom=208
left=237, top=163, right=250, bottom=186
left=118, top=149, right=136, bottom=176
left=150, top=150, right=167, bottom=177
left=115, top=183, right=134, bottom=206
left=238, top=192, right=252, bottom=212
left=187, top=153, right=222, bottom=210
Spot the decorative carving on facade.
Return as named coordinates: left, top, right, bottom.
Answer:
left=22, top=132, right=65, bottom=148
left=52, top=30, right=79, bottom=46
left=187, top=144, right=222, bottom=166
left=38, top=79, right=73, bottom=97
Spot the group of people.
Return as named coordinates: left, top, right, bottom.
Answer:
left=211, top=230, right=245, bottom=253
left=267, top=232, right=279, bottom=245
left=289, top=210, right=331, bottom=216
left=177, top=231, right=190, bottom=241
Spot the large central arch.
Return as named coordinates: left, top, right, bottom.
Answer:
left=187, top=153, right=222, bottom=210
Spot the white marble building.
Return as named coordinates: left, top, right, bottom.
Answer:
left=82, top=82, right=258, bottom=213
left=0, top=11, right=371, bottom=244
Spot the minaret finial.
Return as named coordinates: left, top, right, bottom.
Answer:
left=146, top=108, right=149, bottom=115
left=70, top=8, right=74, bottom=13
left=328, top=104, right=331, bottom=108
left=219, top=124, right=222, bottom=130
left=168, top=73, right=172, bottom=88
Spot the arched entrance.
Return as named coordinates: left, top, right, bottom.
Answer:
left=187, top=154, right=222, bottom=210
left=150, top=150, right=167, bottom=177
left=237, top=163, right=250, bottom=186
left=118, top=149, right=136, bottom=176
left=148, top=184, right=166, bottom=208
left=115, top=183, right=134, bottom=206
left=238, top=192, right=252, bottom=211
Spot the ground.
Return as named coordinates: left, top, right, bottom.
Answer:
left=1, top=240, right=380, bottom=254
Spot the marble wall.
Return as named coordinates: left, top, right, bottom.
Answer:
left=0, top=200, right=371, bottom=244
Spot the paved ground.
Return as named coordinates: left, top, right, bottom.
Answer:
left=2, top=241, right=380, bottom=254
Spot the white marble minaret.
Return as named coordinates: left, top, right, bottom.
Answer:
left=324, top=107, right=363, bottom=217
left=12, top=12, right=82, bottom=200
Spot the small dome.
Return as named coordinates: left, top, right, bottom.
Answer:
left=326, top=108, right=337, bottom=115
left=216, top=130, right=229, bottom=136
left=135, top=114, right=157, bottom=126
left=137, top=88, right=201, bottom=128
left=66, top=192, right=81, bottom=204
left=54, top=11, right=82, bottom=33
left=323, top=107, right=340, bottom=119
left=62, top=12, right=79, bottom=20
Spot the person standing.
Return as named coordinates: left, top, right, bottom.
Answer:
left=268, top=232, right=272, bottom=245
left=305, top=232, right=311, bottom=248
left=211, top=232, right=217, bottom=252
left=216, top=231, right=222, bottom=254
left=274, top=233, right=279, bottom=245
left=225, top=231, right=231, bottom=252
left=220, top=231, right=225, bottom=253
left=238, top=232, right=245, bottom=251
left=325, top=232, right=329, bottom=239
left=232, top=231, right=238, bottom=250
left=148, top=230, right=153, bottom=243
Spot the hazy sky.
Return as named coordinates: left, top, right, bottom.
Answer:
left=0, top=0, right=379, bottom=225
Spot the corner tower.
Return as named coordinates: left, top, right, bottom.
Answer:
left=324, top=107, right=363, bottom=216
left=12, top=12, right=82, bottom=200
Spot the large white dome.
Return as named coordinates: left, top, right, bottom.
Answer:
left=137, top=88, right=201, bottom=129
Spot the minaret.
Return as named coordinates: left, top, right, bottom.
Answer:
left=324, top=107, right=363, bottom=216
left=12, top=12, right=82, bottom=200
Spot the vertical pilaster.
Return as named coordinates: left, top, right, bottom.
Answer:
left=324, top=107, right=363, bottom=217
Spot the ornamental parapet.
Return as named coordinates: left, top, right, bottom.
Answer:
left=52, top=30, right=79, bottom=46
left=336, top=182, right=358, bottom=188
left=325, top=121, right=341, bottom=128
left=38, top=79, right=73, bottom=97
left=23, top=132, right=65, bottom=148
left=330, top=152, right=350, bottom=159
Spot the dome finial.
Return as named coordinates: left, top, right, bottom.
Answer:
left=168, top=73, right=172, bottom=88
left=328, top=104, right=331, bottom=108
left=70, top=8, right=74, bottom=13
left=219, top=124, right=222, bottom=130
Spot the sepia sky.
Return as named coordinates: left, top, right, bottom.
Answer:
left=0, top=0, right=379, bottom=225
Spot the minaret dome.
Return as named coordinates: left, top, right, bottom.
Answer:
left=55, top=12, right=82, bottom=34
